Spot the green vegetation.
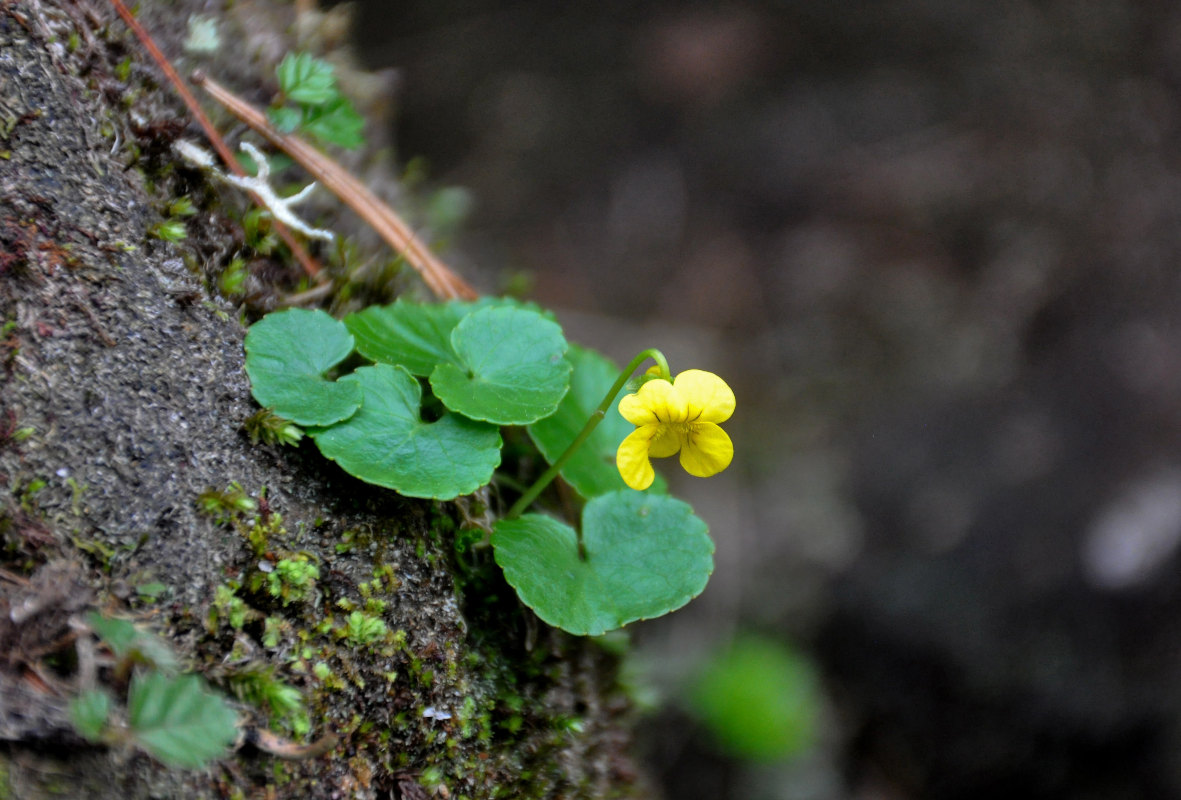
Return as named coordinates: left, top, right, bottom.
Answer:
left=269, top=52, right=364, bottom=150
left=688, top=635, right=822, bottom=762
left=69, top=614, right=239, bottom=770
left=244, top=301, right=720, bottom=635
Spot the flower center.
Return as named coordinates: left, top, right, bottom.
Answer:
left=663, top=421, right=697, bottom=436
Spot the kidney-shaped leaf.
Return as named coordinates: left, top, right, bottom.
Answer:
left=344, top=300, right=473, bottom=376
left=310, top=364, right=501, bottom=499
left=431, top=305, right=571, bottom=425
left=244, top=308, right=361, bottom=426
left=492, top=491, right=714, bottom=635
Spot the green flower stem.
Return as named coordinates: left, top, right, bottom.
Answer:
left=505, top=349, right=670, bottom=535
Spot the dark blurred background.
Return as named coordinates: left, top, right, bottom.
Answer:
left=344, top=2, right=1181, bottom=797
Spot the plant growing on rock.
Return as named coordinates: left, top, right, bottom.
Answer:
left=244, top=300, right=734, bottom=636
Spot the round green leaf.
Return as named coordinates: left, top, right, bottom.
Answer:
left=527, top=345, right=644, bottom=498
left=344, top=299, right=473, bottom=376
left=431, top=305, right=572, bottom=425
left=310, top=364, right=501, bottom=499
left=492, top=491, right=714, bottom=635
left=244, top=308, right=361, bottom=426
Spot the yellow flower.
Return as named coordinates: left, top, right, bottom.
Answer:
left=616, top=369, right=735, bottom=491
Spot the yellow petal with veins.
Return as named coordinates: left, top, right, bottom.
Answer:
left=674, top=369, right=735, bottom=424
left=678, top=423, right=734, bottom=478
left=619, top=377, right=689, bottom=425
left=617, top=425, right=659, bottom=490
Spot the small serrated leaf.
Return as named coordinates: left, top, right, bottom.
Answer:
left=87, top=612, right=180, bottom=674
left=310, top=364, right=502, bottom=499
left=244, top=308, right=361, bottom=427
left=276, top=52, right=337, bottom=106
left=492, top=491, right=714, bottom=635
left=430, top=305, right=571, bottom=425
left=128, top=672, right=239, bottom=769
left=266, top=105, right=302, bottom=134
left=87, top=612, right=138, bottom=655
left=69, top=689, right=111, bottom=742
left=301, top=96, right=365, bottom=149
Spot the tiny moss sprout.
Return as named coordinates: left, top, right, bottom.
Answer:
left=266, top=555, right=320, bottom=605
left=344, top=611, right=387, bottom=647
left=243, top=300, right=729, bottom=635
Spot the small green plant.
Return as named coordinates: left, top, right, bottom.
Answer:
left=240, top=410, right=296, bottom=449
left=218, top=257, right=250, bottom=298
left=166, top=195, right=197, bottom=218
left=70, top=614, right=239, bottom=769
left=149, top=218, right=187, bottom=243
left=126, top=671, right=239, bottom=768
left=243, top=299, right=733, bottom=636
left=269, top=52, right=364, bottom=150
left=87, top=612, right=180, bottom=677
left=225, top=665, right=308, bottom=736
left=266, top=555, right=320, bottom=605
left=241, top=207, right=280, bottom=254
left=197, top=481, right=257, bottom=524
left=209, top=583, right=255, bottom=631
left=344, top=611, right=387, bottom=647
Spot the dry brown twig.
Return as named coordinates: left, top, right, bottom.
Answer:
left=106, top=0, right=323, bottom=279
left=193, top=72, right=478, bottom=301
left=107, top=0, right=478, bottom=300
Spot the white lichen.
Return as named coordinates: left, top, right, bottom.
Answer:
left=173, top=139, right=336, bottom=242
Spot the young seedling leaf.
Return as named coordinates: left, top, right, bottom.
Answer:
left=86, top=612, right=138, bottom=655
left=87, top=612, right=180, bottom=674
left=492, top=491, right=714, bottom=635
left=267, top=104, right=302, bottom=134
left=244, top=308, right=362, bottom=426
left=431, top=305, right=571, bottom=425
left=344, top=300, right=471, bottom=375
left=276, top=52, right=337, bottom=106
left=301, top=95, right=365, bottom=150
left=127, top=671, right=239, bottom=769
left=310, top=364, right=502, bottom=499
left=69, top=689, right=112, bottom=742
left=527, top=344, right=669, bottom=498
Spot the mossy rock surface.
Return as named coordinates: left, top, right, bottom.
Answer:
left=0, top=2, right=641, bottom=798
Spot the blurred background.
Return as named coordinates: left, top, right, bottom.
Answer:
left=342, top=2, right=1181, bottom=797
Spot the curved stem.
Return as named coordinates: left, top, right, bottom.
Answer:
left=505, top=348, right=669, bottom=523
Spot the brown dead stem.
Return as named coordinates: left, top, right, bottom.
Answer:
left=193, top=73, right=479, bottom=301
left=106, top=0, right=323, bottom=279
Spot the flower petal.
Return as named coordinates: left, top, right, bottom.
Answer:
left=648, top=425, right=682, bottom=458
left=679, top=423, right=734, bottom=478
left=618, top=378, right=688, bottom=425
left=617, top=426, right=659, bottom=490
left=674, top=369, right=735, bottom=424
